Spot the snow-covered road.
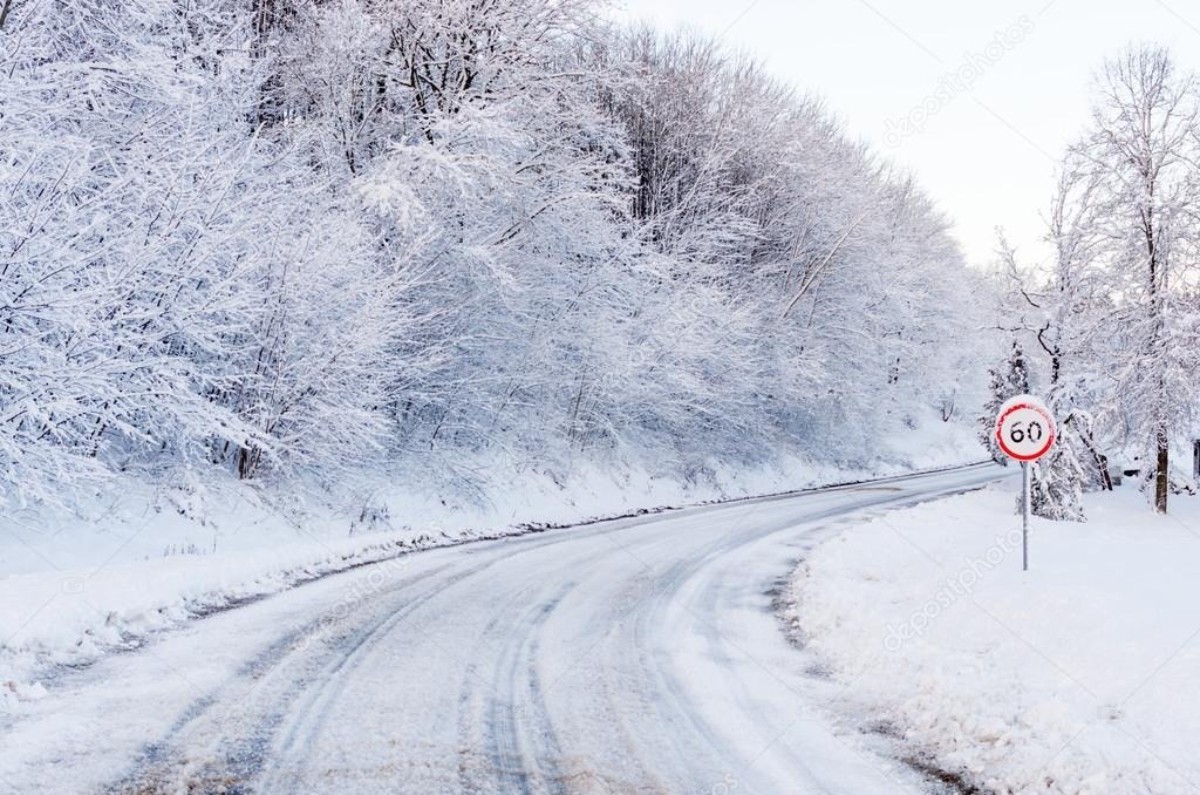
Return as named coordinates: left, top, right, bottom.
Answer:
left=2, top=464, right=1002, bottom=794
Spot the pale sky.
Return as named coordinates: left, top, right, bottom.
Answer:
left=611, top=0, right=1200, bottom=270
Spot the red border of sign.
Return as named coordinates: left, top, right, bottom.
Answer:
left=995, top=401, right=1056, bottom=462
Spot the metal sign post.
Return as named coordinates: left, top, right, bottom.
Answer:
left=1021, top=461, right=1030, bottom=571
left=994, top=394, right=1056, bottom=572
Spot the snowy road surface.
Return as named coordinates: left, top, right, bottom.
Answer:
left=2, top=464, right=1002, bottom=794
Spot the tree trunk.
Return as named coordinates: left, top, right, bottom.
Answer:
left=237, top=445, right=261, bottom=480
left=1066, top=413, right=1113, bottom=491
left=1155, top=424, right=1169, bottom=513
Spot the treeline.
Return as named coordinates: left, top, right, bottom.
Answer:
left=0, top=0, right=984, bottom=506
left=997, top=45, right=1200, bottom=516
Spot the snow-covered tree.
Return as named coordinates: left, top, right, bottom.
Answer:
left=980, top=341, right=1032, bottom=464
left=998, top=166, right=1111, bottom=519
left=0, top=0, right=264, bottom=501
left=1058, top=46, right=1200, bottom=513
left=592, top=27, right=987, bottom=467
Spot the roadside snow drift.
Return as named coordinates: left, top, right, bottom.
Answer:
left=791, top=481, right=1200, bottom=794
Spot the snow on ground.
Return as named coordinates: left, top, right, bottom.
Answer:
left=0, top=416, right=983, bottom=714
left=790, top=474, right=1200, bottom=794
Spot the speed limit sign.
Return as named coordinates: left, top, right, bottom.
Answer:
left=995, top=395, right=1056, bottom=462
left=995, top=395, right=1055, bottom=573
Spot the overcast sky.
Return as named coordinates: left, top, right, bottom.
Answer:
left=610, top=0, right=1200, bottom=270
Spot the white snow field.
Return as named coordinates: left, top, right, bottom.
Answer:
left=0, top=464, right=999, bottom=794
left=793, top=479, right=1200, bottom=794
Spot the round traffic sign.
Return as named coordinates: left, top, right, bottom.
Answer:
left=994, top=395, right=1056, bottom=462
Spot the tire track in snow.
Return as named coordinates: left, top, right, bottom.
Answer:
left=482, top=584, right=574, bottom=794
left=110, top=552, right=527, bottom=793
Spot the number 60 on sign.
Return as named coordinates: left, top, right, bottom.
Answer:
left=995, top=395, right=1056, bottom=463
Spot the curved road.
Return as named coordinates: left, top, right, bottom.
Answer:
left=2, top=464, right=1001, bottom=794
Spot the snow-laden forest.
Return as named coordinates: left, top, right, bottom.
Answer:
left=0, top=0, right=987, bottom=512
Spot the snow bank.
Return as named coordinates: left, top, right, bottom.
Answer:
left=791, top=481, right=1200, bottom=794
left=0, top=521, right=511, bottom=714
